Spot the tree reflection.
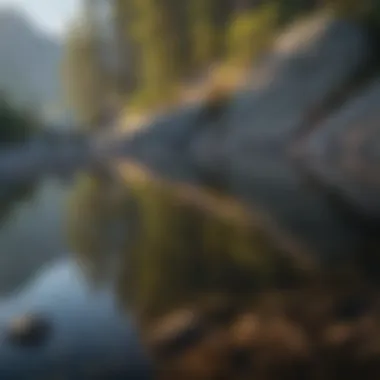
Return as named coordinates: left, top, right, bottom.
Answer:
left=67, top=166, right=303, bottom=326
left=113, top=165, right=302, bottom=323
left=0, top=181, right=37, bottom=226
left=66, top=172, right=132, bottom=286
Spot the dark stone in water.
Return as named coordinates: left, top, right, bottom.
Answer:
left=6, top=313, right=51, bottom=346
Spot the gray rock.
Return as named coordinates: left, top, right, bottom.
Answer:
left=119, top=13, right=380, bottom=269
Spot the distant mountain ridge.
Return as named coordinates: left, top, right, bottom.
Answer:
left=0, top=7, right=65, bottom=122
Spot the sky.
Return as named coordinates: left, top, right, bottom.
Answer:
left=0, top=0, right=80, bottom=37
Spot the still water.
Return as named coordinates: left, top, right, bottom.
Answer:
left=0, top=175, right=152, bottom=379
left=0, top=162, right=291, bottom=380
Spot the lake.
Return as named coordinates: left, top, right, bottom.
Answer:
left=0, top=155, right=318, bottom=380
left=0, top=174, right=153, bottom=379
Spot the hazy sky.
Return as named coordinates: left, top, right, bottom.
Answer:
left=0, top=0, right=80, bottom=36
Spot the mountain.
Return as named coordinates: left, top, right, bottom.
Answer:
left=0, top=8, right=66, bottom=123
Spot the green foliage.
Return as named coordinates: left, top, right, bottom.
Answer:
left=127, top=84, right=179, bottom=113
left=0, top=95, right=38, bottom=145
left=189, top=0, right=219, bottom=69
left=67, top=173, right=134, bottom=285
left=61, top=21, right=109, bottom=128
left=128, top=0, right=180, bottom=107
left=64, top=0, right=380, bottom=116
left=324, top=0, right=380, bottom=23
left=274, top=0, right=317, bottom=24
left=226, top=3, right=279, bottom=64
left=110, top=0, right=318, bottom=110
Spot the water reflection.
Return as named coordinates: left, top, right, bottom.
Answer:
left=0, top=180, right=67, bottom=295
left=0, top=167, right=320, bottom=378
left=72, top=167, right=379, bottom=380
left=54, top=166, right=315, bottom=380
left=0, top=176, right=152, bottom=379
left=67, top=168, right=302, bottom=322
left=67, top=173, right=130, bottom=286
left=0, top=258, right=151, bottom=379
left=0, top=182, right=36, bottom=227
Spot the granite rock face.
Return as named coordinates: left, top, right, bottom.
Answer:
left=120, top=13, right=380, bottom=270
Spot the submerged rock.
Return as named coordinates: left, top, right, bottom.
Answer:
left=6, top=313, right=51, bottom=346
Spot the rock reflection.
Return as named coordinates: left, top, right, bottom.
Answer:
left=66, top=168, right=307, bottom=357
left=68, top=169, right=291, bottom=315
left=66, top=167, right=380, bottom=379
left=114, top=163, right=304, bottom=320
left=67, top=173, right=130, bottom=286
